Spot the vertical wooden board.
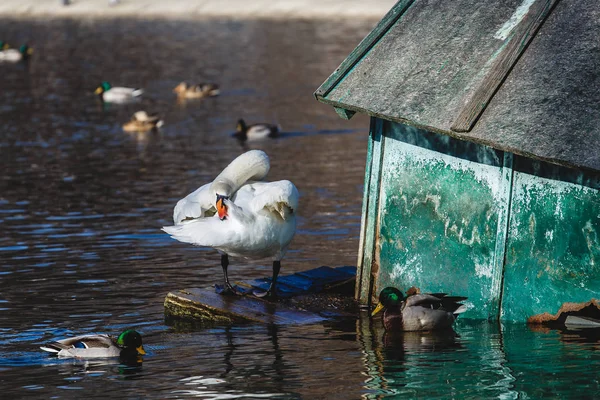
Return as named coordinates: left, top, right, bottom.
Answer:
left=502, top=158, right=600, bottom=322
left=357, top=118, right=385, bottom=305
left=375, top=121, right=508, bottom=320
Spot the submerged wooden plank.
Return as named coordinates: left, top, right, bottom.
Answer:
left=164, top=266, right=357, bottom=325
left=244, top=266, right=357, bottom=298
left=165, top=288, right=327, bottom=325
left=451, top=0, right=560, bottom=132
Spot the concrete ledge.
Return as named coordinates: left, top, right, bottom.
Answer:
left=0, top=0, right=396, bottom=20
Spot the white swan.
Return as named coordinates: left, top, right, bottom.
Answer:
left=162, top=150, right=298, bottom=298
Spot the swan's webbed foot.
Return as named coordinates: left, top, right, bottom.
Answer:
left=215, top=283, right=242, bottom=296
left=252, top=289, right=277, bottom=300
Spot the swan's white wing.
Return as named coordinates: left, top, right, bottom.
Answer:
left=173, top=182, right=213, bottom=224
left=163, top=215, right=246, bottom=250
left=243, top=180, right=299, bottom=219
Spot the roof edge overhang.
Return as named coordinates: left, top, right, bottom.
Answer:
left=316, top=94, right=600, bottom=175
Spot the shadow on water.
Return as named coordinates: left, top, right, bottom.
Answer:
left=1, top=16, right=600, bottom=400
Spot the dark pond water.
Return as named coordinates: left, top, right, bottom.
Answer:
left=1, top=17, right=600, bottom=399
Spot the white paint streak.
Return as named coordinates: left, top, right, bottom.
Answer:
left=494, top=0, right=536, bottom=40
left=390, top=256, right=421, bottom=283
left=475, top=261, right=493, bottom=279
left=582, top=221, right=598, bottom=266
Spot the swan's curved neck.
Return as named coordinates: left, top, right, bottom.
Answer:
left=210, top=151, right=270, bottom=198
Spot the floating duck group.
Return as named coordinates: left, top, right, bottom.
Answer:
left=92, top=79, right=276, bottom=139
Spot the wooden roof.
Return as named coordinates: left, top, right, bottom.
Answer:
left=315, top=0, right=600, bottom=172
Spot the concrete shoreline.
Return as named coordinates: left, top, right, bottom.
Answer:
left=0, top=0, right=396, bottom=20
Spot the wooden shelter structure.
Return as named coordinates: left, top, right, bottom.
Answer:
left=315, top=0, right=600, bottom=322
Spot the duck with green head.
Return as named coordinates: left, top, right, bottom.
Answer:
left=94, top=81, right=143, bottom=104
left=372, top=287, right=467, bottom=332
left=0, top=43, right=33, bottom=62
left=40, top=329, right=146, bottom=359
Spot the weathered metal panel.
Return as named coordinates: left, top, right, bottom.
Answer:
left=374, top=121, right=509, bottom=320
left=502, top=158, right=600, bottom=322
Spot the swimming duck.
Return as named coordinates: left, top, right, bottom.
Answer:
left=162, top=150, right=298, bottom=299
left=122, top=111, right=163, bottom=132
left=173, top=82, right=220, bottom=99
left=40, top=329, right=146, bottom=359
left=94, top=81, right=143, bottom=104
left=234, top=119, right=279, bottom=141
left=372, top=287, right=467, bottom=332
left=0, top=44, right=33, bottom=63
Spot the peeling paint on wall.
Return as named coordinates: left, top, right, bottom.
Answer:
left=361, top=120, right=600, bottom=322
left=374, top=122, right=507, bottom=320
left=502, top=160, right=600, bottom=322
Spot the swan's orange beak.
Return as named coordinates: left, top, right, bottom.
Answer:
left=216, top=196, right=228, bottom=220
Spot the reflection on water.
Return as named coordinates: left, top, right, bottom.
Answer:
left=1, top=16, right=600, bottom=400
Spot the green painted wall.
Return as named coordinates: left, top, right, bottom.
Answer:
left=360, top=118, right=600, bottom=322
left=502, top=160, right=600, bottom=321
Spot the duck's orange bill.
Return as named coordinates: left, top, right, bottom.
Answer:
left=371, top=303, right=384, bottom=317
left=137, top=346, right=146, bottom=355
left=216, top=198, right=228, bottom=220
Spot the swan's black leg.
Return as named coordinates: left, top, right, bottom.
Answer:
left=254, top=260, right=281, bottom=300
left=220, top=254, right=238, bottom=295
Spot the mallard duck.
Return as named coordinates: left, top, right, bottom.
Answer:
left=94, top=81, right=143, bottom=104
left=122, top=111, right=163, bottom=132
left=173, top=82, right=220, bottom=98
left=234, top=119, right=279, bottom=141
left=40, top=329, right=146, bottom=359
left=0, top=44, right=33, bottom=63
left=372, top=287, right=467, bottom=331
left=162, top=150, right=298, bottom=299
